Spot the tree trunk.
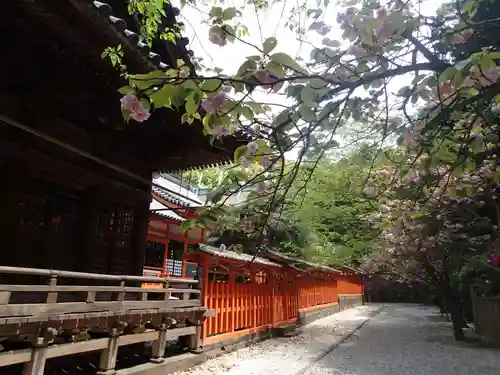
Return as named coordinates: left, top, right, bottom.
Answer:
left=443, top=293, right=466, bottom=341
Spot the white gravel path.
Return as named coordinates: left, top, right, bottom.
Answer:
left=304, top=304, right=500, bottom=375
left=171, top=305, right=382, bottom=375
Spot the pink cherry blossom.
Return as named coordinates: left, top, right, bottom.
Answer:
left=336, top=13, right=347, bottom=25
left=239, top=156, right=252, bottom=169
left=260, top=154, right=273, bottom=168
left=376, top=7, right=387, bottom=18
left=201, top=92, right=228, bottom=114
left=246, top=141, right=259, bottom=153
left=480, top=67, right=500, bottom=86
left=402, top=130, right=421, bottom=147
left=255, top=182, right=267, bottom=195
left=438, top=81, right=455, bottom=99
left=120, top=94, right=150, bottom=122
left=461, top=75, right=476, bottom=88
left=316, top=23, right=331, bottom=36
left=451, top=28, right=473, bottom=45
left=208, top=26, right=227, bottom=47
left=221, top=84, right=232, bottom=93
left=363, top=185, right=376, bottom=197
left=491, top=252, right=500, bottom=266
left=208, top=125, right=233, bottom=137
left=375, top=22, right=394, bottom=41
left=492, top=103, right=500, bottom=113
left=254, top=70, right=279, bottom=90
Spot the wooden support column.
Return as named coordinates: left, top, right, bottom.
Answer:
left=229, top=272, right=236, bottom=333
left=187, top=323, right=203, bottom=354
left=251, top=269, right=257, bottom=328
left=201, top=256, right=209, bottom=343
left=270, top=271, right=276, bottom=326
left=22, top=340, right=48, bottom=375
left=131, top=194, right=151, bottom=277
left=80, top=186, right=101, bottom=274
left=150, top=324, right=168, bottom=363
left=97, top=329, right=120, bottom=375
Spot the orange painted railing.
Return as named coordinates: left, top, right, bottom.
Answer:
left=297, top=277, right=339, bottom=309
left=201, top=269, right=363, bottom=345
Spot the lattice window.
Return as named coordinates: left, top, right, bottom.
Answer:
left=144, top=241, right=165, bottom=269
left=166, top=259, right=183, bottom=277
left=115, top=209, right=134, bottom=249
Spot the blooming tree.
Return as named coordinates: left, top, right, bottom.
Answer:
left=108, top=0, right=500, bottom=244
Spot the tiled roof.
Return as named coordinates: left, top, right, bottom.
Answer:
left=87, top=0, right=191, bottom=69
left=198, top=244, right=281, bottom=268
left=263, top=251, right=341, bottom=274
left=150, top=197, right=185, bottom=222
left=152, top=176, right=203, bottom=208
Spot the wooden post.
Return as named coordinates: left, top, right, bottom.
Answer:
left=150, top=324, right=168, bottom=363
left=97, top=329, right=120, bottom=375
left=131, top=199, right=150, bottom=277
left=162, top=240, right=169, bottom=277
left=201, top=256, right=209, bottom=343
left=46, top=275, right=58, bottom=304
left=117, top=280, right=126, bottom=302
left=22, top=339, right=48, bottom=375
left=251, top=269, right=257, bottom=328
left=229, top=272, right=235, bottom=333
left=188, top=323, right=203, bottom=354
left=270, top=271, right=276, bottom=327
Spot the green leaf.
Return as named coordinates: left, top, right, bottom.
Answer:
left=185, top=90, right=202, bottom=115
left=301, top=86, right=316, bottom=106
left=209, top=6, right=223, bottom=17
left=180, top=219, right=197, bottom=233
left=265, top=61, right=285, bottom=78
left=232, top=81, right=245, bottom=93
left=201, top=79, right=222, bottom=92
left=202, top=113, right=213, bottom=132
left=241, top=106, right=254, bottom=120
left=439, top=67, right=458, bottom=82
left=299, top=105, right=317, bottom=121
left=272, top=109, right=291, bottom=129
left=246, top=55, right=262, bottom=62
left=322, top=38, right=340, bottom=47
left=396, top=86, right=411, bottom=97
left=263, top=37, right=278, bottom=54
left=222, top=7, right=238, bottom=20
left=480, top=57, right=495, bottom=74
left=118, top=86, right=135, bottom=95
left=150, top=85, right=174, bottom=108
left=247, top=102, right=265, bottom=114
left=236, top=59, right=257, bottom=77
left=270, top=52, right=300, bottom=70
left=224, top=25, right=236, bottom=43
left=233, top=145, right=248, bottom=163
left=485, top=52, right=500, bottom=60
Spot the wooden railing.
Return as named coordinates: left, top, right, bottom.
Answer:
left=0, top=265, right=200, bottom=319
left=201, top=271, right=362, bottom=346
left=0, top=266, right=206, bottom=374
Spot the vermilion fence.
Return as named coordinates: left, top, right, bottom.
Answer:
left=184, top=247, right=364, bottom=346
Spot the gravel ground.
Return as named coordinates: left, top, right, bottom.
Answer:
left=304, top=304, right=500, bottom=375
left=171, top=305, right=382, bottom=375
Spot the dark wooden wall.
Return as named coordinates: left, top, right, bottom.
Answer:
left=0, top=3, right=153, bottom=278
